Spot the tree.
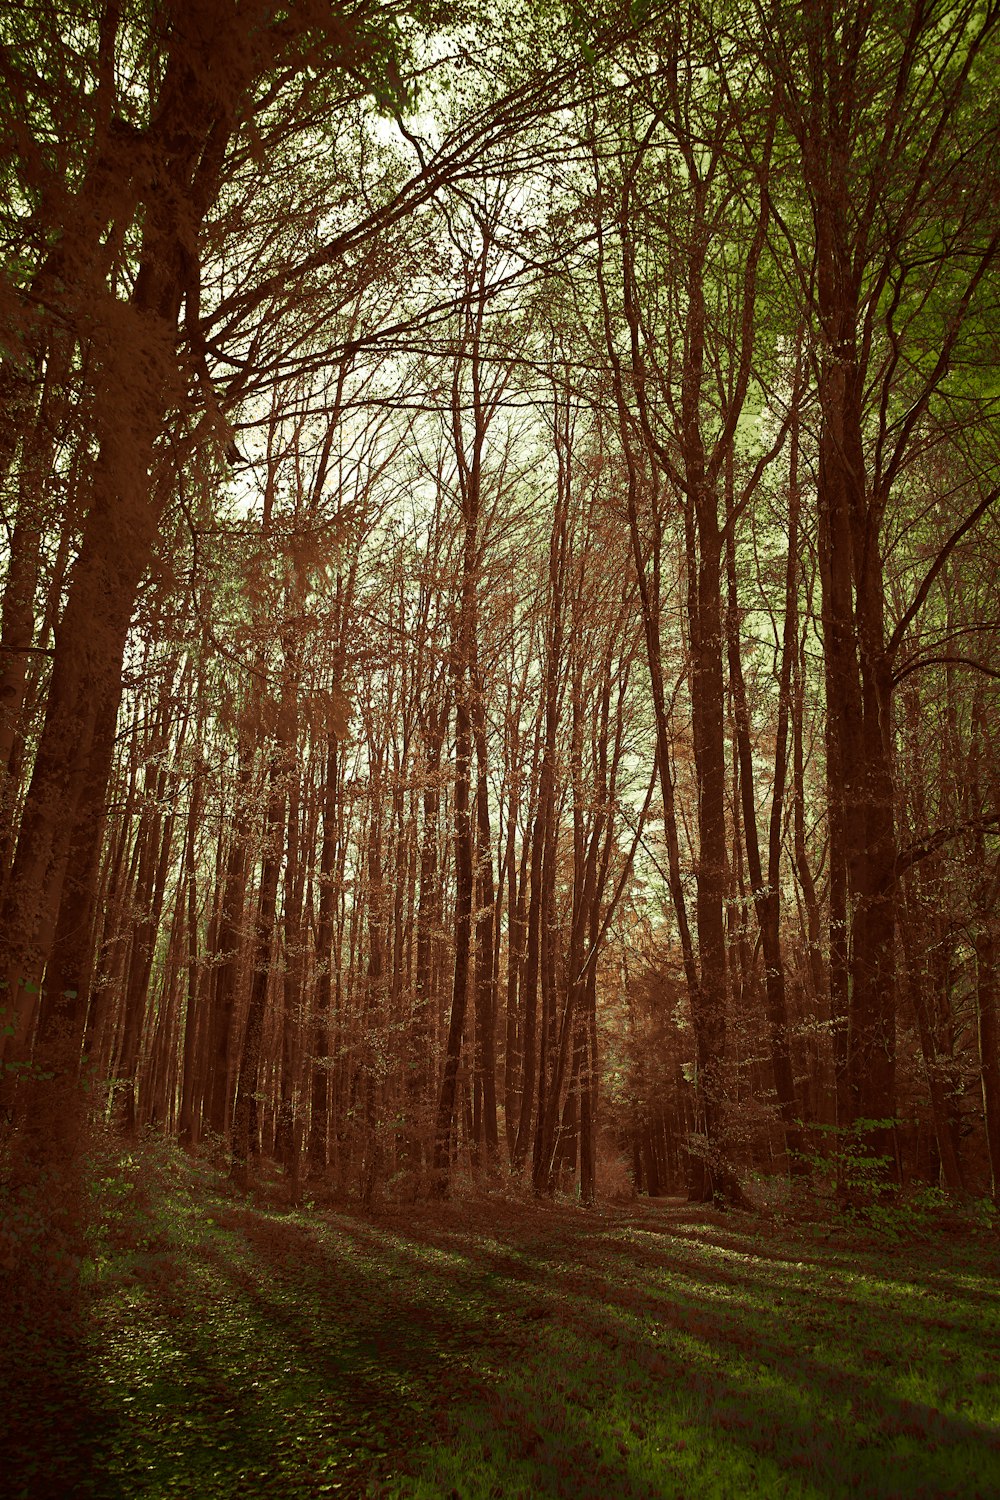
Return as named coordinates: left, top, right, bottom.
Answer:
left=755, top=0, right=1000, bottom=1173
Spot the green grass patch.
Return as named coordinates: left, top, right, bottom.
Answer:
left=6, top=1141, right=999, bottom=1498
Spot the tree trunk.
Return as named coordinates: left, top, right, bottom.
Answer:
left=724, top=473, right=803, bottom=1169
left=433, top=669, right=474, bottom=1187
left=231, top=740, right=288, bottom=1189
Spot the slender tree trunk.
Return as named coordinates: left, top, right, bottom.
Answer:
left=308, top=733, right=340, bottom=1177
left=975, top=927, right=1000, bottom=1208
left=470, top=661, right=499, bottom=1168
left=178, top=764, right=205, bottom=1146
left=433, top=666, right=474, bottom=1187
left=724, top=474, right=802, bottom=1168
left=231, top=738, right=288, bottom=1189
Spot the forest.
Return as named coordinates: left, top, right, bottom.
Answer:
left=1, top=0, right=1000, bottom=1493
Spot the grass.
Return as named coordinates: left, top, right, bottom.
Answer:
left=4, top=1139, right=1000, bottom=1498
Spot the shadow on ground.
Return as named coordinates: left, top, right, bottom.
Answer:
left=8, top=1176, right=1000, bottom=1499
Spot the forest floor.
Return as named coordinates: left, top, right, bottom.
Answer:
left=4, top=1140, right=1000, bottom=1500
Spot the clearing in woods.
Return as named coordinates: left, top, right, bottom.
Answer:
left=5, top=1144, right=1000, bottom=1499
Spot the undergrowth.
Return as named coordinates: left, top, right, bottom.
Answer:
left=4, top=1135, right=999, bottom=1498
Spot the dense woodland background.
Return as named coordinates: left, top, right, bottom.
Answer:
left=1, top=0, right=999, bottom=1219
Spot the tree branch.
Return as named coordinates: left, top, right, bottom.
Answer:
left=886, top=484, right=1000, bottom=660
left=896, top=813, right=1000, bottom=879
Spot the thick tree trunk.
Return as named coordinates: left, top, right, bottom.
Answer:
left=0, top=2, right=247, bottom=1108
left=0, top=407, right=168, bottom=1062
left=815, top=290, right=897, bottom=1171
